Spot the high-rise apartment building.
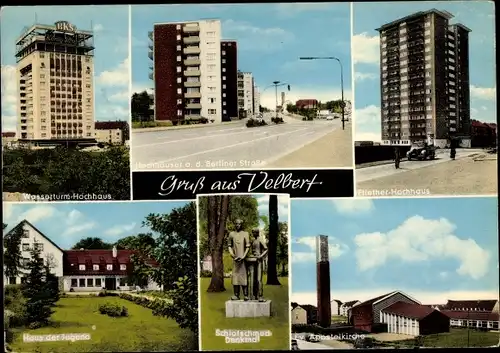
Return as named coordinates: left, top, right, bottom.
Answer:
left=316, top=235, right=331, bottom=328
left=237, top=71, right=254, bottom=116
left=15, top=21, right=95, bottom=145
left=220, top=40, right=238, bottom=121
left=150, top=20, right=222, bottom=124
left=378, top=9, right=471, bottom=148
left=253, top=85, right=260, bottom=113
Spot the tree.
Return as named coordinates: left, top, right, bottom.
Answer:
left=124, top=233, right=157, bottom=288
left=115, top=233, right=156, bottom=250
left=3, top=223, right=7, bottom=230
left=144, top=202, right=197, bottom=291
left=277, top=222, right=289, bottom=276
left=72, top=237, right=113, bottom=250
left=266, top=195, right=281, bottom=285
left=4, top=223, right=24, bottom=280
left=22, top=243, right=54, bottom=327
left=206, top=195, right=230, bottom=292
left=44, top=263, right=60, bottom=306
left=131, top=91, right=153, bottom=122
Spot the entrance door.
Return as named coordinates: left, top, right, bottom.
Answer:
left=105, top=277, right=116, bottom=290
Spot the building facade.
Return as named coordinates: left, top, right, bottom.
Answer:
left=296, top=99, right=318, bottom=110
left=378, top=9, right=471, bottom=148
left=291, top=306, right=308, bottom=325
left=316, top=235, right=331, bottom=327
left=442, top=310, right=500, bottom=331
left=2, top=132, right=17, bottom=146
left=220, top=40, right=238, bottom=121
left=15, top=21, right=96, bottom=145
left=237, top=71, right=254, bottom=116
left=253, top=85, right=260, bottom=114
left=331, top=299, right=343, bottom=316
left=150, top=20, right=222, bottom=124
left=94, top=121, right=126, bottom=145
left=341, top=300, right=360, bottom=317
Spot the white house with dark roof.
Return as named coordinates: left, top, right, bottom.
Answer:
left=331, top=299, right=343, bottom=316
left=340, top=300, right=360, bottom=316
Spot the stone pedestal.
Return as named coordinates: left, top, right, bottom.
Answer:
left=225, top=300, right=272, bottom=318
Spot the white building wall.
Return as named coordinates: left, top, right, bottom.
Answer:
left=382, top=312, right=420, bottom=336
left=253, top=87, right=260, bottom=113
left=63, top=275, right=161, bottom=292
left=198, top=20, right=222, bottom=124
left=4, top=222, right=64, bottom=285
left=242, top=73, right=254, bottom=115
left=292, top=307, right=307, bottom=324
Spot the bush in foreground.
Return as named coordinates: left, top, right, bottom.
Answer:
left=246, top=118, right=267, bottom=128
left=98, top=303, right=129, bottom=317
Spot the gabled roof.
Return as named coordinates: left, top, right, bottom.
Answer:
left=382, top=301, right=437, bottom=320
left=5, top=220, right=64, bottom=253
left=331, top=299, right=343, bottom=305
left=445, top=300, right=498, bottom=312
left=300, top=304, right=318, bottom=314
left=291, top=302, right=299, bottom=309
left=343, top=300, right=360, bottom=307
left=356, top=291, right=420, bottom=308
left=441, top=310, right=499, bottom=321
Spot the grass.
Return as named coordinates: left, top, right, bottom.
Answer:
left=200, top=276, right=289, bottom=351
left=132, top=121, right=173, bottom=129
left=10, top=296, right=196, bottom=352
left=332, top=315, right=348, bottom=322
left=395, top=328, right=499, bottom=348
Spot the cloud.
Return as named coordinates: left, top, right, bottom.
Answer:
left=275, top=2, right=333, bottom=17
left=63, top=222, right=97, bottom=237
left=222, top=19, right=294, bottom=52
left=93, top=23, right=104, bottom=32
left=104, top=223, right=137, bottom=237
left=96, top=57, right=130, bottom=87
left=292, top=289, right=500, bottom=306
left=355, top=132, right=383, bottom=143
left=259, top=86, right=352, bottom=110
left=353, top=216, right=491, bottom=279
left=354, top=105, right=381, bottom=141
left=2, top=65, right=17, bottom=131
left=109, top=90, right=130, bottom=102
left=293, top=236, right=349, bottom=262
left=354, top=72, right=377, bottom=81
left=4, top=205, right=59, bottom=226
left=470, top=85, right=496, bottom=100
left=256, top=194, right=289, bottom=220
left=352, top=33, right=380, bottom=64
left=62, top=210, right=97, bottom=236
left=66, top=210, right=84, bottom=225
left=331, top=199, right=374, bottom=214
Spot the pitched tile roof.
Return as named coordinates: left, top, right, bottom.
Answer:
left=441, top=310, right=500, bottom=321
left=357, top=292, right=395, bottom=307
left=382, top=301, right=437, bottom=320
left=5, top=220, right=64, bottom=253
left=445, top=300, right=498, bottom=312
left=343, top=300, right=360, bottom=307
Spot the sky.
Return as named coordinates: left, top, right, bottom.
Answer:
left=291, top=197, right=499, bottom=305
left=131, top=3, right=352, bottom=109
left=1, top=6, right=130, bottom=132
left=352, top=1, right=496, bottom=142
left=3, top=201, right=189, bottom=249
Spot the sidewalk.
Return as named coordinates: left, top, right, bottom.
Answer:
left=133, top=120, right=242, bottom=133
left=268, top=122, right=353, bottom=168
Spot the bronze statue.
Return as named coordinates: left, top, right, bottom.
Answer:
left=228, top=219, right=250, bottom=300
left=246, top=228, right=268, bottom=301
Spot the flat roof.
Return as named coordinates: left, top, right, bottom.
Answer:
left=450, top=23, right=472, bottom=33
left=376, top=8, right=454, bottom=32
left=153, top=19, right=220, bottom=26
left=16, top=23, right=92, bottom=45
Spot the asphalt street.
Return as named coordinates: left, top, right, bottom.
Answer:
left=131, top=113, right=343, bottom=170
left=356, top=148, right=484, bottom=183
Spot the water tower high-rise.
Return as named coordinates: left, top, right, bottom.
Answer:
left=316, top=235, right=331, bottom=327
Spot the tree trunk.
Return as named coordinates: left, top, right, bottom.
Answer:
left=207, top=196, right=230, bottom=292
left=266, top=195, right=281, bottom=285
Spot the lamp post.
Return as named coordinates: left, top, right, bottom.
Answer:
left=263, top=81, right=290, bottom=121
left=299, top=56, right=345, bottom=130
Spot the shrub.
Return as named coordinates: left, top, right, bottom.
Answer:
left=98, top=290, right=119, bottom=297
left=98, top=303, right=129, bottom=317
left=302, top=117, right=307, bottom=121
left=246, top=118, right=257, bottom=128
left=200, top=270, right=212, bottom=278
left=4, top=285, right=27, bottom=327
left=200, top=117, right=209, bottom=124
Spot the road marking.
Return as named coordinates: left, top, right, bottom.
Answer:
left=134, top=124, right=287, bottom=148
left=154, top=126, right=247, bottom=139
left=153, top=127, right=309, bottom=163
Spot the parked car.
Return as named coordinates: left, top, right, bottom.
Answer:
left=326, top=115, right=334, bottom=120
left=406, top=144, right=436, bottom=161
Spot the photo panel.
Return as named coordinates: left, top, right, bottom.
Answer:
left=352, top=1, right=497, bottom=197
left=1, top=6, right=132, bottom=202
left=131, top=3, right=354, bottom=171
left=3, top=201, right=198, bottom=352
left=290, top=197, right=499, bottom=349
left=197, top=193, right=291, bottom=350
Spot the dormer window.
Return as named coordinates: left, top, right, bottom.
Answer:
left=106, top=264, right=113, bottom=271
left=22, top=230, right=29, bottom=238
left=93, top=264, right=99, bottom=270
left=120, top=264, right=126, bottom=270
left=79, top=264, right=86, bottom=271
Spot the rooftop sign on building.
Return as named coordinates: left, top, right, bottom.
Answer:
left=54, top=21, right=77, bottom=33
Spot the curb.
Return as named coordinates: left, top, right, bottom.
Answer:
left=132, top=120, right=243, bottom=133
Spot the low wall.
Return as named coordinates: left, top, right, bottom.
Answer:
left=355, top=145, right=412, bottom=165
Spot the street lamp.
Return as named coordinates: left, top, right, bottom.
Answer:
left=299, top=56, right=346, bottom=130
left=264, top=81, right=290, bottom=121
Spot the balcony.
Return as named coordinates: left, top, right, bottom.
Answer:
left=185, top=92, right=201, bottom=99
left=186, top=103, right=202, bottom=109
left=185, top=114, right=202, bottom=120
left=184, top=58, right=201, bottom=66
left=183, top=25, right=200, bottom=33
left=184, top=70, right=201, bottom=77
left=149, top=73, right=153, bottom=80
left=148, top=44, right=153, bottom=51
left=148, top=51, right=153, bottom=60
left=148, top=31, right=153, bottom=40
left=183, top=46, right=201, bottom=55
left=183, top=36, right=200, bottom=44
left=184, top=81, right=201, bottom=88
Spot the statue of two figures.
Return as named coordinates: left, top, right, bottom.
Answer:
left=228, top=219, right=268, bottom=302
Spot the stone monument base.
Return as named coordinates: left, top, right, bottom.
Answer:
left=225, top=300, right=272, bottom=318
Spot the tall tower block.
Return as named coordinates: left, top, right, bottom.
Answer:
left=316, top=235, right=331, bottom=327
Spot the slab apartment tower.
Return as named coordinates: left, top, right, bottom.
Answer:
left=150, top=20, right=223, bottom=124
left=15, top=21, right=96, bottom=145
left=316, top=235, right=331, bottom=327
left=377, top=9, right=471, bottom=148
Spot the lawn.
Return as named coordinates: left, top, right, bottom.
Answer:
left=10, top=296, right=196, bottom=352
left=396, top=328, right=499, bottom=348
left=200, top=276, right=289, bottom=351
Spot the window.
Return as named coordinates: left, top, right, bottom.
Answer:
left=177, top=110, right=182, bottom=116
left=223, top=101, right=227, bottom=106
left=207, top=75, right=215, bottom=81
left=177, top=88, right=182, bottom=94
left=222, top=93, right=226, bottom=98
left=222, top=50, right=226, bottom=55
left=79, top=278, right=85, bottom=287
left=7, top=277, right=15, bottom=285
left=177, top=56, right=181, bottom=62
left=207, top=64, right=216, bottom=71
left=79, top=264, right=86, bottom=271
left=71, top=279, right=78, bottom=287
left=120, top=264, right=127, bottom=270
left=40, top=74, right=45, bottom=79
left=177, top=45, right=181, bottom=51
left=208, top=109, right=217, bottom=114
left=207, top=41, right=216, bottom=48
left=208, top=86, right=216, bottom=92
left=177, top=66, right=181, bottom=73
left=95, top=278, right=102, bottom=287
left=23, top=230, right=29, bottom=238
left=206, top=53, right=216, bottom=60
left=177, top=99, right=182, bottom=104
left=93, top=264, right=99, bottom=270
left=223, top=84, right=226, bottom=89
left=209, top=97, right=216, bottom=103
left=87, top=278, right=93, bottom=287
left=206, top=31, right=215, bottom=37
left=22, top=243, right=30, bottom=251
left=176, top=34, right=181, bottom=40
left=222, top=68, right=226, bottom=72
left=223, top=110, right=227, bottom=114
left=106, top=264, right=113, bottom=271
left=223, top=76, right=226, bottom=80
left=176, top=24, right=181, bottom=30
left=34, top=243, right=43, bottom=251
